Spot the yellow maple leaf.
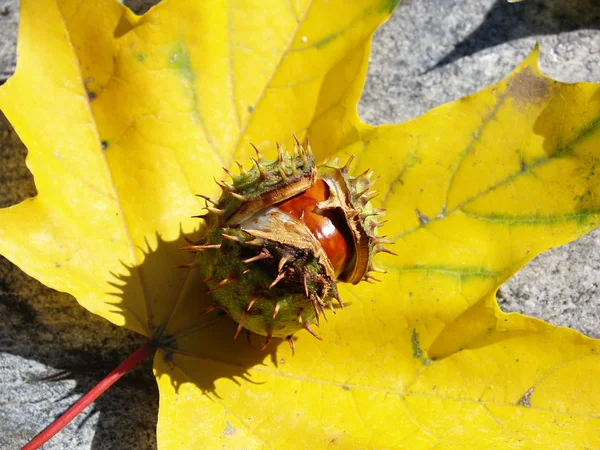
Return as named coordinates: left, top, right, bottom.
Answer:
left=1, top=0, right=599, bottom=448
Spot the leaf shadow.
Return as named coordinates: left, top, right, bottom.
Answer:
left=426, top=288, right=529, bottom=361
left=0, top=108, right=279, bottom=447
left=431, top=0, right=600, bottom=72
left=111, top=230, right=282, bottom=394
left=0, top=255, right=159, bottom=450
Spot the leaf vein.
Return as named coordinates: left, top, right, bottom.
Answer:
left=164, top=347, right=600, bottom=420
left=227, top=0, right=242, bottom=133
left=55, top=7, right=153, bottom=334
left=225, top=0, right=314, bottom=167
left=441, top=98, right=505, bottom=215
left=391, top=112, right=600, bottom=241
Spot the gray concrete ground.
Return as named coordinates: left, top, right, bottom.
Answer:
left=0, top=0, right=599, bottom=448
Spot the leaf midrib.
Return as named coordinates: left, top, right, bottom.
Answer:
left=224, top=0, right=315, bottom=169
left=389, top=112, right=600, bottom=241
left=165, top=349, right=600, bottom=421
left=56, top=4, right=153, bottom=336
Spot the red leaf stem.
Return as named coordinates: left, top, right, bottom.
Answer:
left=22, top=340, right=154, bottom=450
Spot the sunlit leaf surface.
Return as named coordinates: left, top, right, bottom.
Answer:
left=0, top=0, right=598, bottom=447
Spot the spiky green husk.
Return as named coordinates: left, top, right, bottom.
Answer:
left=201, top=142, right=316, bottom=229
left=318, top=159, right=392, bottom=284
left=196, top=227, right=337, bottom=339
left=189, top=140, right=393, bottom=345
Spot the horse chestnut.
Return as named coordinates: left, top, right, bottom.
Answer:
left=185, top=139, right=394, bottom=351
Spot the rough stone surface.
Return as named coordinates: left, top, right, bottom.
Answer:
left=0, top=0, right=599, bottom=449
left=360, top=0, right=600, bottom=125
left=0, top=0, right=17, bottom=81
